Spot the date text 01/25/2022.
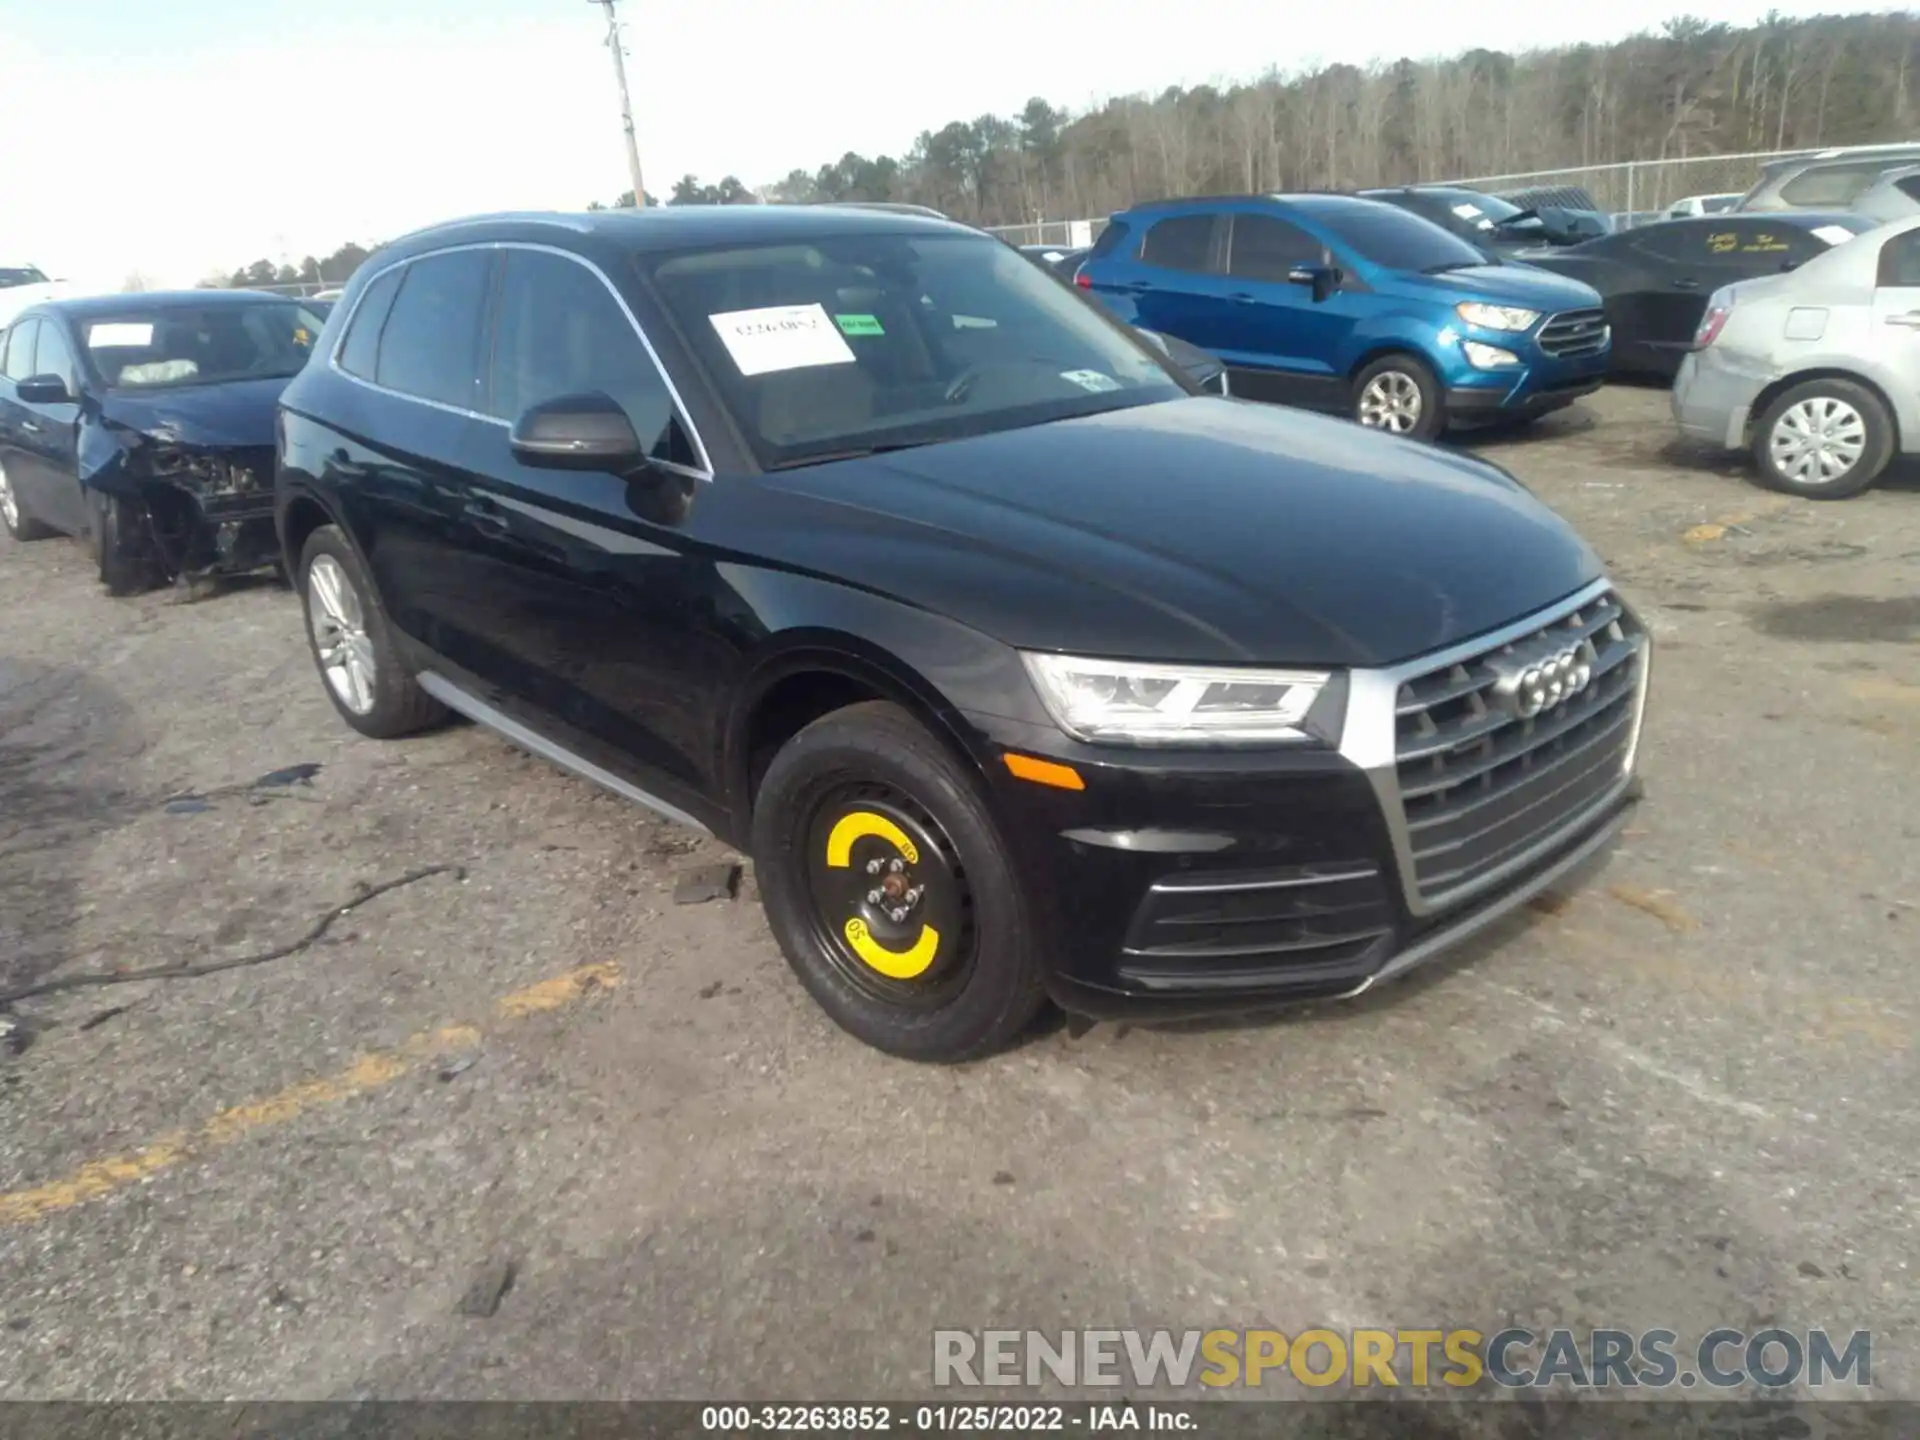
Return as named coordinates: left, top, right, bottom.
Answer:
left=700, top=1404, right=1192, bottom=1432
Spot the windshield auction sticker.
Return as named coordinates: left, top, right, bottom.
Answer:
left=710, top=304, right=857, bottom=377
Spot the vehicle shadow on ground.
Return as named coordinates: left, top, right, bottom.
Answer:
left=0, top=658, right=145, bottom=1035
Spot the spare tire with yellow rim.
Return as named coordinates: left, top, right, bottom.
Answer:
left=752, top=700, right=1047, bottom=1061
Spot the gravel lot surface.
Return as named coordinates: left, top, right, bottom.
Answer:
left=1, top=385, right=1915, bottom=1402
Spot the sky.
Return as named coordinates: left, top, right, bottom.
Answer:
left=0, top=0, right=1876, bottom=291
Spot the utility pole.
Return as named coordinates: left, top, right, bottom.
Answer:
left=588, top=0, right=646, bottom=208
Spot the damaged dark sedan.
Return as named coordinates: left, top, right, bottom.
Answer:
left=0, top=290, right=324, bottom=592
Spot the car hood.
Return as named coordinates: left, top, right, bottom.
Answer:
left=96, top=376, right=289, bottom=449
left=728, top=398, right=1602, bottom=669
left=1409, top=263, right=1603, bottom=311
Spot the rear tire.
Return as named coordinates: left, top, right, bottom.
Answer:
left=1751, top=378, right=1892, bottom=500
left=297, top=524, right=447, bottom=738
left=1353, top=354, right=1444, bottom=440
left=751, top=701, right=1047, bottom=1061
left=88, top=489, right=161, bottom=595
left=0, top=458, right=57, bottom=541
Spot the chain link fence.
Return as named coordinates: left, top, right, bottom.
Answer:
left=1447, top=149, right=1820, bottom=222
left=984, top=218, right=1107, bottom=248
left=986, top=148, right=1839, bottom=240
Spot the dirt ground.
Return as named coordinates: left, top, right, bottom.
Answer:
left=1, top=385, right=1915, bottom=1403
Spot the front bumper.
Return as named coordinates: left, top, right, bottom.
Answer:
left=1443, top=316, right=1611, bottom=420
left=972, top=580, right=1650, bottom=1021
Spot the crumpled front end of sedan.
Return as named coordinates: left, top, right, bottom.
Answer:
left=81, top=424, right=281, bottom=583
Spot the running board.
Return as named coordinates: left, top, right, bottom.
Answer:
left=415, top=671, right=711, bottom=835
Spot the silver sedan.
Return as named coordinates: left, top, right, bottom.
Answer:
left=1672, top=213, right=1920, bottom=499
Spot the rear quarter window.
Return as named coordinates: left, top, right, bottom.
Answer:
left=337, top=266, right=404, bottom=380
left=1780, top=162, right=1889, bottom=208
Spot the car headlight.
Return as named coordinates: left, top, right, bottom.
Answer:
left=1462, top=340, right=1521, bottom=369
left=1021, top=653, right=1331, bottom=745
left=1455, top=302, right=1540, bottom=331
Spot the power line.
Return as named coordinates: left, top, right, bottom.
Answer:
left=588, top=0, right=646, bottom=208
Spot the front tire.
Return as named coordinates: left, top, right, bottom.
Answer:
left=0, top=458, right=57, bottom=541
left=1751, top=379, right=1892, bottom=500
left=751, top=701, right=1048, bottom=1061
left=297, top=524, right=447, bottom=738
left=1353, top=354, right=1444, bottom=440
left=88, top=489, right=161, bottom=595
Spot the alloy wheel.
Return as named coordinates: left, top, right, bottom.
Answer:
left=1769, top=397, right=1866, bottom=485
left=1358, top=371, right=1423, bottom=433
left=307, top=554, right=378, bottom=714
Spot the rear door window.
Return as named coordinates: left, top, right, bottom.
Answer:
left=1876, top=231, right=1920, bottom=288
left=1227, top=215, right=1323, bottom=282
left=1140, top=215, right=1220, bottom=274
left=373, top=250, right=493, bottom=409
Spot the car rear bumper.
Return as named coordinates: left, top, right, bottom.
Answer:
left=1671, top=350, right=1762, bottom=448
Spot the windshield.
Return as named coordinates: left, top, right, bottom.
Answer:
left=643, top=232, right=1186, bottom=470
left=1, top=267, right=49, bottom=289
left=1294, top=198, right=1490, bottom=273
left=81, top=301, right=326, bottom=389
left=1430, top=191, right=1524, bottom=233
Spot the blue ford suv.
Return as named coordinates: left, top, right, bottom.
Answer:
left=1075, top=194, right=1611, bottom=439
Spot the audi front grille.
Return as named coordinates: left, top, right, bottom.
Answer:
left=1390, top=588, right=1646, bottom=909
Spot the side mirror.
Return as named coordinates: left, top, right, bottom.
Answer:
left=1287, top=263, right=1341, bottom=302
left=1532, top=207, right=1586, bottom=245
left=509, top=392, right=645, bottom=473
left=15, top=374, right=72, bottom=404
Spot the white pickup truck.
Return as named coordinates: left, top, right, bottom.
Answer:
left=0, top=264, right=71, bottom=329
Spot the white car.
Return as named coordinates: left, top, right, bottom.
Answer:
left=0, top=264, right=70, bottom=328
left=1671, top=213, right=1920, bottom=499
left=1665, top=193, right=1742, bottom=219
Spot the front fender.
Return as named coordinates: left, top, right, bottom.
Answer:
left=714, top=561, right=1037, bottom=832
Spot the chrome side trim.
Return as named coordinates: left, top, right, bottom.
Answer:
left=416, top=671, right=711, bottom=834
left=327, top=240, right=715, bottom=478
left=1339, top=791, right=1634, bottom=998
left=1148, top=866, right=1378, bottom=895
left=1335, top=577, right=1648, bottom=917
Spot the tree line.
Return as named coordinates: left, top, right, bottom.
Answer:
left=210, top=10, right=1920, bottom=286
left=740, top=11, right=1920, bottom=223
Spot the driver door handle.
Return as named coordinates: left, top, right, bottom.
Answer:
left=1884, top=312, right=1920, bottom=328
left=1671, top=278, right=1702, bottom=291
left=463, top=496, right=511, bottom=536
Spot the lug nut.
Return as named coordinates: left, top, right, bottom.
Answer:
left=906, top=885, right=923, bottom=903
left=866, top=888, right=883, bottom=905
left=890, top=907, right=909, bottom=923
left=866, top=859, right=882, bottom=875
left=889, top=858, right=905, bottom=873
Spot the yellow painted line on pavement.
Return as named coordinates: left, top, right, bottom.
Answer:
left=1607, top=884, right=1701, bottom=933
left=0, top=964, right=620, bottom=1227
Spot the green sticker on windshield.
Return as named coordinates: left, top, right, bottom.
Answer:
left=835, top=313, right=884, bottom=336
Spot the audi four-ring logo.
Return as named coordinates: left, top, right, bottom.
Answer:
left=1493, top=644, right=1592, bottom=718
